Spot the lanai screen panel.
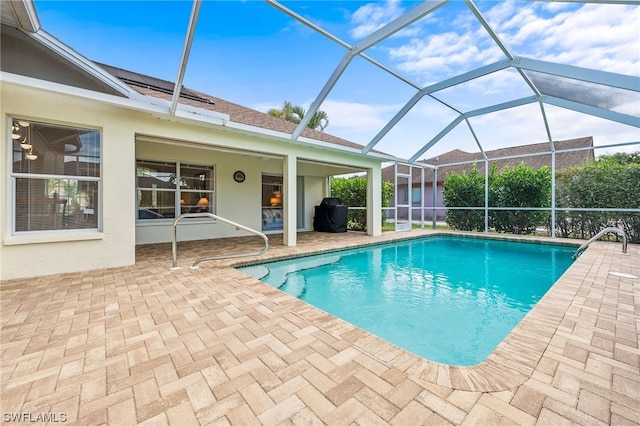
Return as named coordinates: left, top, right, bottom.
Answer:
left=526, top=71, right=640, bottom=115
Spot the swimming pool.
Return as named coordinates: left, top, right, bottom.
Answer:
left=239, top=235, right=575, bottom=366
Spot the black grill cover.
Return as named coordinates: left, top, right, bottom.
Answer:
left=313, top=197, right=348, bottom=233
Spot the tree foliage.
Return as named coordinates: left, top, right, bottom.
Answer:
left=442, top=164, right=485, bottom=231
left=267, top=101, right=329, bottom=131
left=489, top=163, right=551, bottom=234
left=330, top=176, right=394, bottom=231
left=441, top=153, right=639, bottom=242
left=556, top=153, right=640, bottom=242
left=443, top=162, right=551, bottom=234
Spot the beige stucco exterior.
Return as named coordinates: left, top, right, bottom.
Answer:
left=1, top=79, right=385, bottom=281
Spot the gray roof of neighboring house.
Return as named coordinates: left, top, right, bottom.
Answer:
left=98, top=63, right=370, bottom=153
left=382, top=137, right=594, bottom=185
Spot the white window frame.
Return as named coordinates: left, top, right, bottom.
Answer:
left=135, top=159, right=215, bottom=222
left=8, top=117, right=102, bottom=236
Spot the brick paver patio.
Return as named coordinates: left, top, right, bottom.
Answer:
left=1, top=230, right=638, bottom=425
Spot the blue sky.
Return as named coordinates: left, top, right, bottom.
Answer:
left=34, top=0, right=639, bottom=160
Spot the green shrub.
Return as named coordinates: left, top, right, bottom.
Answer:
left=556, top=154, right=640, bottom=243
left=489, top=163, right=551, bottom=234
left=330, top=176, right=394, bottom=231
left=442, top=164, right=485, bottom=231
left=443, top=162, right=551, bottom=234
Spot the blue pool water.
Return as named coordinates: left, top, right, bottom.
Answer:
left=239, top=236, right=575, bottom=366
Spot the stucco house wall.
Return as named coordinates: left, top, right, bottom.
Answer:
left=2, top=83, right=137, bottom=279
left=1, top=8, right=392, bottom=281
left=1, top=79, right=384, bottom=280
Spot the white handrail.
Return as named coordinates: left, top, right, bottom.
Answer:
left=573, top=226, right=628, bottom=259
left=171, top=212, right=269, bottom=270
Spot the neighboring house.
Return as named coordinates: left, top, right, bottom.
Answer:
left=0, top=9, right=390, bottom=280
left=382, top=137, right=595, bottom=221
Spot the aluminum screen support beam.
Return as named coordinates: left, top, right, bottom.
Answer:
left=363, top=91, right=426, bottom=154
left=465, top=1, right=540, bottom=95
left=465, top=0, right=513, bottom=60
left=31, top=30, right=136, bottom=98
left=291, top=53, right=353, bottom=140
left=423, top=60, right=511, bottom=94
left=353, top=0, right=449, bottom=54
left=465, top=96, right=539, bottom=118
left=465, top=118, right=486, bottom=161
left=551, top=151, right=557, bottom=238
left=484, top=159, right=489, bottom=233
left=544, top=96, right=640, bottom=128
left=409, top=116, right=465, bottom=163
left=266, top=0, right=422, bottom=90
left=170, top=0, right=201, bottom=116
left=538, top=99, right=558, bottom=238
left=8, top=0, right=40, bottom=32
left=364, top=60, right=510, bottom=154
left=292, top=0, right=448, bottom=140
left=408, top=96, right=539, bottom=163
left=539, top=102, right=554, bottom=150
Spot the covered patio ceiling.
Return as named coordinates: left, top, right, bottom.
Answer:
left=4, top=0, right=640, bottom=165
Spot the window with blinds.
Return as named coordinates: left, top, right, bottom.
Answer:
left=11, top=118, right=101, bottom=233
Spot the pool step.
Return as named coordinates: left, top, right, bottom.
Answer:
left=280, top=274, right=307, bottom=298
left=239, top=265, right=270, bottom=280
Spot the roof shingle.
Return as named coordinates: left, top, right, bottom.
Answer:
left=98, top=63, right=368, bottom=152
left=382, top=137, right=594, bottom=184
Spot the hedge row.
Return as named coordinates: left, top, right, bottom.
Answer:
left=442, top=154, right=640, bottom=243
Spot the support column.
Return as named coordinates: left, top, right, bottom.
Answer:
left=367, top=166, right=382, bottom=236
left=432, top=168, right=437, bottom=229
left=283, top=154, right=297, bottom=246
left=551, top=151, right=556, bottom=238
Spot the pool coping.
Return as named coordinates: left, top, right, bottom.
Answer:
left=228, top=230, right=591, bottom=392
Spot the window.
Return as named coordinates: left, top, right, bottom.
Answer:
left=10, top=118, right=101, bottom=233
left=412, top=187, right=422, bottom=203
left=136, top=160, right=214, bottom=220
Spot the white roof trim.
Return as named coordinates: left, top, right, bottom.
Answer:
left=225, top=120, right=400, bottom=163
left=27, top=29, right=143, bottom=99
left=1, top=71, right=228, bottom=125
left=4, top=0, right=40, bottom=32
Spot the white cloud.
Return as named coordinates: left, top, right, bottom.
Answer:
left=320, top=99, right=401, bottom=143
left=387, top=31, right=502, bottom=85
left=255, top=1, right=639, bottom=161
left=487, top=2, right=640, bottom=75
left=381, top=1, right=638, bottom=82
left=349, top=0, right=406, bottom=39
left=338, top=0, right=638, bottom=160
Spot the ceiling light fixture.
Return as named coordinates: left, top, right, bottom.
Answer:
left=20, top=138, right=32, bottom=150
left=25, top=147, right=38, bottom=161
left=15, top=120, right=36, bottom=157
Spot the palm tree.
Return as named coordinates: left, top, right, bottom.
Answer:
left=267, top=101, right=329, bottom=132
